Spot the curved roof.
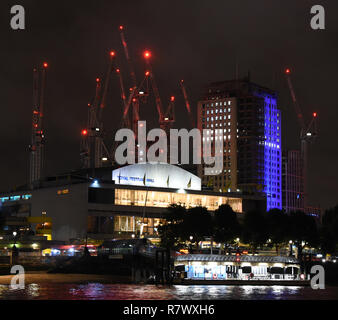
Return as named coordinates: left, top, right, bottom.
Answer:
left=112, top=162, right=201, bottom=190
left=176, top=254, right=299, bottom=264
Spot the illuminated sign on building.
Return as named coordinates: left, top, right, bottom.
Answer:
left=112, top=163, right=201, bottom=191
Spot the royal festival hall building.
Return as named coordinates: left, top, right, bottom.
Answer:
left=0, top=163, right=266, bottom=242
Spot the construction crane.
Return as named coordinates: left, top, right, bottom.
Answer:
left=143, top=50, right=175, bottom=134
left=179, top=79, right=194, bottom=128
left=29, top=62, right=48, bottom=189
left=285, top=68, right=318, bottom=210
left=80, top=51, right=115, bottom=169
left=80, top=78, right=102, bottom=169
left=119, top=25, right=144, bottom=136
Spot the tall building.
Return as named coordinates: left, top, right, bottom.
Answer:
left=197, top=77, right=282, bottom=211
left=282, top=150, right=304, bottom=213
left=282, top=149, right=322, bottom=220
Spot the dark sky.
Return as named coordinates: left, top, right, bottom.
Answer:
left=0, top=0, right=337, bottom=210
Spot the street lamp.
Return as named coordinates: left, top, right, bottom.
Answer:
left=189, top=236, right=193, bottom=253
left=289, top=240, right=293, bottom=257
left=12, top=231, right=17, bottom=244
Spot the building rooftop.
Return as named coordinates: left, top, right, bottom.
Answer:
left=176, top=254, right=299, bottom=264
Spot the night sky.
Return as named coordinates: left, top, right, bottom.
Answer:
left=0, top=1, right=337, bottom=210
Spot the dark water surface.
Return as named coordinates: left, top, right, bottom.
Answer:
left=0, top=283, right=337, bottom=300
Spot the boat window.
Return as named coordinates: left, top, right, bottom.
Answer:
left=269, top=267, right=284, bottom=274
left=241, top=266, right=252, bottom=273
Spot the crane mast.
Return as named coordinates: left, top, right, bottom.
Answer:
left=119, top=25, right=140, bottom=136
left=29, top=62, right=48, bottom=189
left=143, top=51, right=175, bottom=132
left=179, top=79, right=194, bottom=127
left=80, top=51, right=117, bottom=169
left=285, top=68, right=318, bottom=211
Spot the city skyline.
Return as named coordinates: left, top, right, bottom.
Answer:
left=0, top=1, right=337, bottom=210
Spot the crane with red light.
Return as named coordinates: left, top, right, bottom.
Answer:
left=179, top=79, right=194, bottom=128
left=80, top=52, right=114, bottom=169
left=285, top=67, right=318, bottom=210
left=119, top=25, right=151, bottom=136
left=143, top=50, right=175, bottom=133
left=29, top=62, right=48, bottom=189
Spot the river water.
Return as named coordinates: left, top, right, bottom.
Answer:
left=0, top=283, right=337, bottom=300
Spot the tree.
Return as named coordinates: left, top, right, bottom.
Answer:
left=181, top=206, right=213, bottom=250
left=158, top=204, right=186, bottom=250
left=241, top=209, right=268, bottom=252
left=266, top=209, right=289, bottom=255
left=287, top=211, right=319, bottom=257
left=213, top=204, right=241, bottom=252
left=320, top=205, right=338, bottom=255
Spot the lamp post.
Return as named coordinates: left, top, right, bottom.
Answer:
left=13, top=231, right=17, bottom=244
left=189, top=236, right=193, bottom=254
left=11, top=231, right=18, bottom=266
left=289, top=240, right=293, bottom=257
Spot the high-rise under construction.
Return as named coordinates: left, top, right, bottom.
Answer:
left=197, top=76, right=282, bottom=211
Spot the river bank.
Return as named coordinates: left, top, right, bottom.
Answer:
left=0, top=271, right=132, bottom=285
left=0, top=271, right=313, bottom=287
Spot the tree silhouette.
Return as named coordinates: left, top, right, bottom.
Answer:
left=182, top=206, right=212, bottom=250
left=320, top=205, right=338, bottom=255
left=213, top=204, right=241, bottom=252
left=158, top=204, right=186, bottom=250
left=266, top=208, right=289, bottom=255
left=287, top=211, right=319, bottom=258
left=241, top=209, right=268, bottom=252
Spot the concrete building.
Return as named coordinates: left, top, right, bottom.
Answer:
left=282, top=150, right=322, bottom=220
left=197, top=77, right=282, bottom=210
left=0, top=163, right=266, bottom=242
left=282, top=150, right=304, bottom=213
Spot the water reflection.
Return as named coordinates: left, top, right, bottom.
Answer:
left=0, top=283, right=336, bottom=300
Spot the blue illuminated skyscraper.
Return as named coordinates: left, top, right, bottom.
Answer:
left=197, top=76, right=282, bottom=210
left=262, top=95, right=282, bottom=210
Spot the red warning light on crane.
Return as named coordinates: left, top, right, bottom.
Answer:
left=81, top=129, right=88, bottom=136
left=170, top=96, right=175, bottom=102
left=145, top=71, right=150, bottom=76
left=43, top=62, right=48, bottom=68
left=119, top=25, right=124, bottom=30
left=313, top=112, right=317, bottom=117
left=116, top=68, right=120, bottom=73
left=110, top=51, right=115, bottom=57
left=143, top=50, right=151, bottom=59
left=96, top=78, right=100, bottom=83
left=285, top=68, right=291, bottom=74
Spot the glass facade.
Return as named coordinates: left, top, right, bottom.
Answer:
left=113, top=216, right=164, bottom=236
left=263, top=96, right=282, bottom=210
left=114, top=188, right=242, bottom=212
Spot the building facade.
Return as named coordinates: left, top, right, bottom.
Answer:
left=282, top=150, right=304, bottom=213
left=197, top=77, right=282, bottom=211
left=0, top=163, right=266, bottom=242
